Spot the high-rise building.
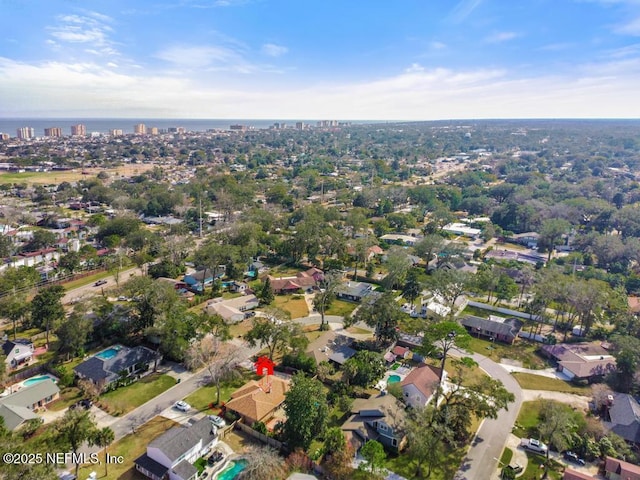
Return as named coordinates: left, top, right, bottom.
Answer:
left=148, top=127, right=158, bottom=135
left=16, top=127, right=35, bottom=139
left=71, top=124, right=86, bottom=136
left=44, top=127, right=63, bottom=137
left=134, top=123, right=146, bottom=135
left=296, top=122, right=305, bottom=130
left=0, top=133, right=9, bottom=141
left=110, top=129, right=124, bottom=137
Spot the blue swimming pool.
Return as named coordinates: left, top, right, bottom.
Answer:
left=23, top=375, right=56, bottom=387
left=387, top=374, right=402, bottom=385
left=216, top=459, right=247, bottom=480
left=95, top=346, right=122, bottom=360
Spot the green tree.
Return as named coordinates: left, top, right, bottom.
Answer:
left=427, top=268, right=472, bottom=319
left=283, top=373, right=328, bottom=450
left=359, top=440, right=386, bottom=475
left=31, top=285, right=65, bottom=349
left=405, top=406, right=454, bottom=479
left=258, top=277, right=274, bottom=305
left=54, top=408, right=99, bottom=478
left=313, top=271, right=341, bottom=331
left=539, top=218, right=571, bottom=261
left=383, top=246, right=412, bottom=289
left=349, top=291, right=402, bottom=345
left=420, top=322, right=471, bottom=383
left=494, top=274, right=519, bottom=305
left=343, top=350, right=386, bottom=387
left=245, top=309, right=297, bottom=361
left=610, top=334, right=640, bottom=393
left=413, top=234, right=445, bottom=273
left=23, top=229, right=57, bottom=252
left=91, top=427, right=115, bottom=476
left=56, top=313, right=93, bottom=361
left=537, top=400, right=575, bottom=461
left=0, top=293, right=30, bottom=340
left=323, top=426, right=347, bottom=455
left=58, top=251, right=82, bottom=274
left=402, top=268, right=422, bottom=305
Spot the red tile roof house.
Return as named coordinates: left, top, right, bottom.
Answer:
left=604, top=456, right=640, bottom=480
left=265, top=267, right=324, bottom=294
left=540, top=342, right=617, bottom=383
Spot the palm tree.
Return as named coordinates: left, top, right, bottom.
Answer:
left=92, top=427, right=115, bottom=476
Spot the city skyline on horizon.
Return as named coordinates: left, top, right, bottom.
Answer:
left=2, top=0, right=640, bottom=120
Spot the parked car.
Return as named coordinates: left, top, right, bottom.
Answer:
left=563, top=451, right=586, bottom=465
left=208, top=415, right=226, bottom=428
left=521, top=438, right=548, bottom=454
left=94, top=279, right=107, bottom=287
left=207, top=451, right=224, bottom=466
left=502, top=464, right=524, bottom=478
left=174, top=401, right=190, bottom=412
left=79, top=399, right=93, bottom=409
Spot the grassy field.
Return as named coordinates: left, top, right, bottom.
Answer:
left=326, top=299, right=358, bottom=318
left=49, top=386, right=83, bottom=411
left=514, top=400, right=544, bottom=438
left=78, top=416, right=178, bottom=480
left=512, top=372, right=591, bottom=395
left=501, top=447, right=514, bottom=466
left=0, top=164, right=154, bottom=186
left=98, top=373, right=175, bottom=416
left=184, top=370, right=259, bottom=411
left=520, top=453, right=563, bottom=480
left=62, top=270, right=114, bottom=291
left=228, top=319, right=254, bottom=339
left=465, top=337, right=547, bottom=370
left=273, top=295, right=309, bottom=319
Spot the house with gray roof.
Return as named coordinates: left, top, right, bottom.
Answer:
left=604, top=393, right=640, bottom=445
left=335, top=281, right=376, bottom=302
left=460, top=315, right=524, bottom=345
left=134, top=417, right=219, bottom=480
left=0, top=379, right=59, bottom=430
left=2, top=338, right=35, bottom=369
left=74, top=345, right=160, bottom=390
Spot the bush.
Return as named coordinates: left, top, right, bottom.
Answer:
left=252, top=421, right=268, bottom=435
left=282, top=352, right=316, bottom=374
left=51, top=365, right=75, bottom=388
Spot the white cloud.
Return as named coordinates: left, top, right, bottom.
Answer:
left=261, top=43, right=288, bottom=57
left=449, top=0, right=484, bottom=23
left=615, top=16, right=640, bottom=35
left=485, top=31, right=519, bottom=43
left=47, top=12, right=118, bottom=57
left=1, top=56, right=639, bottom=120
left=429, top=41, right=447, bottom=50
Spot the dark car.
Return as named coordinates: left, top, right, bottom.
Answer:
left=207, top=452, right=224, bottom=466
left=94, top=279, right=107, bottom=287
left=79, top=399, right=93, bottom=409
left=563, top=451, right=586, bottom=465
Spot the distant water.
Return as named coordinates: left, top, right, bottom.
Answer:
left=0, top=118, right=363, bottom=137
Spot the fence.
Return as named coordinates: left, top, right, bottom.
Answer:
left=8, top=364, right=45, bottom=383
left=234, top=421, right=284, bottom=450
left=466, top=300, right=541, bottom=321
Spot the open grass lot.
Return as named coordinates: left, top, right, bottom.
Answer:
left=465, top=337, right=547, bottom=370
left=222, top=428, right=263, bottom=454
left=512, top=372, right=591, bottom=395
left=424, top=356, right=487, bottom=387
left=99, top=373, right=175, bottom=416
left=0, top=164, right=154, bottom=186
left=514, top=399, right=544, bottom=438
left=228, top=318, right=254, bottom=339
left=49, top=386, right=83, bottom=411
left=273, top=294, right=309, bottom=319
left=326, top=299, right=358, bottom=318
left=384, top=443, right=468, bottom=480
left=78, top=416, right=178, bottom=480
left=184, top=370, right=260, bottom=411
left=62, top=270, right=115, bottom=291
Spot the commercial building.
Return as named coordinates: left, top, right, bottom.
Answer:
left=71, top=124, right=86, bottom=136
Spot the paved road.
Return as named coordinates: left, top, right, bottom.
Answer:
left=61, top=266, right=142, bottom=305
left=451, top=348, right=524, bottom=480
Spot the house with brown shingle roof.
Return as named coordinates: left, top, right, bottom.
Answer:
left=540, top=342, right=616, bottom=383
left=225, top=376, right=290, bottom=426
left=604, top=456, right=640, bottom=480
left=563, top=468, right=595, bottom=480
left=265, top=268, right=324, bottom=294
left=400, top=364, right=444, bottom=409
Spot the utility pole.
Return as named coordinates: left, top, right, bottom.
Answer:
left=199, top=192, right=203, bottom=239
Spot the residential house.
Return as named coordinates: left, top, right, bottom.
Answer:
left=328, top=344, right=357, bottom=366
left=225, top=376, right=290, bottom=426
left=603, top=393, right=640, bottom=445
left=74, top=345, right=160, bottom=390
left=204, top=295, right=259, bottom=324
left=305, top=331, right=355, bottom=366
left=628, top=296, right=640, bottom=315
left=2, top=338, right=35, bottom=369
left=341, top=393, right=407, bottom=453
left=9, top=247, right=60, bottom=268
left=442, top=223, right=481, bottom=238
left=400, top=364, right=444, bottom=409
left=604, top=456, right=640, bottom=480
left=183, top=269, right=215, bottom=293
left=335, top=281, right=375, bottom=302
left=134, top=417, right=219, bottom=480
left=563, top=469, right=595, bottom=480
left=540, top=342, right=616, bottom=383
left=230, top=281, right=249, bottom=293
left=266, top=268, right=324, bottom=294
left=0, top=379, right=60, bottom=430
left=379, top=234, right=420, bottom=246
left=460, top=315, right=524, bottom=345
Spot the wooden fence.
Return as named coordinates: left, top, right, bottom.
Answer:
left=234, top=421, right=284, bottom=450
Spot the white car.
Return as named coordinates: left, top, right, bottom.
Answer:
left=521, top=438, right=548, bottom=454
left=174, top=401, right=190, bottom=412
left=208, top=415, right=226, bottom=428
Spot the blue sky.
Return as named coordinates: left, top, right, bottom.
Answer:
left=1, top=0, right=640, bottom=119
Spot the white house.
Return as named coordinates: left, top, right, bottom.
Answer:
left=400, top=364, right=445, bottom=409
left=205, top=295, right=259, bottom=323
left=2, top=339, right=35, bottom=369
left=134, top=417, right=219, bottom=480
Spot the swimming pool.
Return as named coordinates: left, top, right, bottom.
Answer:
left=23, top=375, right=57, bottom=387
left=387, top=374, right=402, bottom=384
left=215, top=459, right=247, bottom=480
left=95, top=345, right=123, bottom=360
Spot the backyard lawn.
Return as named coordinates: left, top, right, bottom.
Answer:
left=326, top=299, right=358, bottom=318
left=98, top=373, right=175, bottom=416
left=465, top=337, right=547, bottom=370
left=48, top=386, right=82, bottom=411
left=273, top=294, right=309, bottom=319
left=78, top=416, right=178, bottom=480
left=512, top=373, right=591, bottom=395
